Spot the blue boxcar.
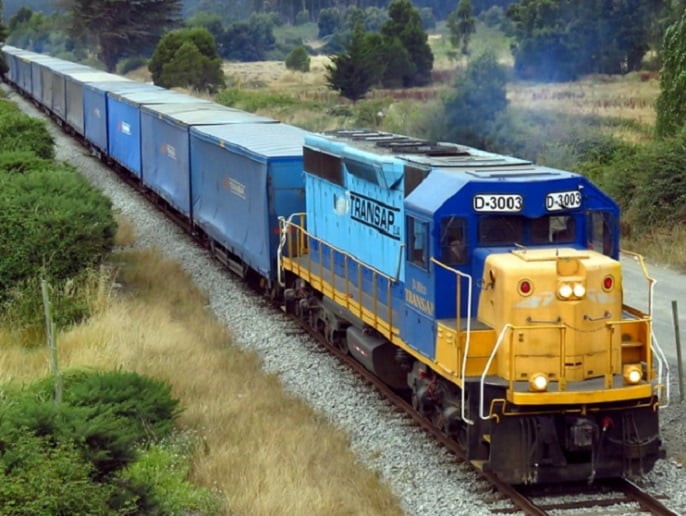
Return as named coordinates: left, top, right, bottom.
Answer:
left=106, top=87, right=203, bottom=177
left=1, top=46, right=32, bottom=91
left=190, top=122, right=309, bottom=283
left=140, top=102, right=274, bottom=218
left=83, top=81, right=151, bottom=155
left=63, top=69, right=131, bottom=136
left=46, top=61, right=93, bottom=123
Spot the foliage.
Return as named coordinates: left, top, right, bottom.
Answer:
left=442, top=51, right=508, bottom=148
left=326, top=23, right=384, bottom=102
left=447, top=0, right=476, bottom=56
left=219, top=13, right=276, bottom=62
left=185, top=11, right=224, bottom=41
left=584, top=133, right=686, bottom=234
left=0, top=108, right=54, bottom=159
left=0, top=164, right=116, bottom=303
left=381, top=0, right=433, bottom=87
left=318, top=8, right=343, bottom=38
left=149, top=27, right=225, bottom=93
left=285, top=45, right=311, bottom=72
left=0, top=370, right=180, bottom=511
left=0, top=434, right=113, bottom=514
left=506, top=0, right=667, bottom=81
left=64, top=0, right=183, bottom=72
left=0, top=370, right=180, bottom=477
left=116, top=55, right=148, bottom=75
left=122, top=434, right=222, bottom=514
left=656, top=9, right=686, bottom=138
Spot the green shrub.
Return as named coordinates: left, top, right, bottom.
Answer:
left=0, top=150, right=53, bottom=174
left=0, top=165, right=116, bottom=303
left=122, top=434, right=222, bottom=514
left=0, top=110, right=54, bottom=159
left=285, top=45, right=311, bottom=72
left=0, top=370, right=180, bottom=480
left=0, top=434, right=113, bottom=515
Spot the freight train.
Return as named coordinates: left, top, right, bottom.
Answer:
left=1, top=45, right=670, bottom=485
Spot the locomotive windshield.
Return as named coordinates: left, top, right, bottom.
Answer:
left=478, top=215, right=576, bottom=246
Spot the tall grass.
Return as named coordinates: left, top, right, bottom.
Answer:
left=0, top=243, right=402, bottom=515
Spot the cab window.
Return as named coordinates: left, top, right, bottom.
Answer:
left=478, top=215, right=524, bottom=245
left=440, top=216, right=467, bottom=265
left=407, top=216, right=429, bottom=269
left=588, top=211, right=615, bottom=256
left=531, top=215, right=576, bottom=243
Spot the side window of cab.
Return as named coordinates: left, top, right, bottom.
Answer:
left=407, top=216, right=429, bottom=269
left=587, top=211, right=615, bottom=256
left=439, top=216, right=467, bottom=265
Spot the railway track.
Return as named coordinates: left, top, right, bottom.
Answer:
left=283, top=306, right=680, bottom=515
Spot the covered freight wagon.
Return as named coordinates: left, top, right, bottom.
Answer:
left=190, top=122, right=309, bottom=283
left=140, top=102, right=274, bottom=219
left=106, top=87, right=204, bottom=177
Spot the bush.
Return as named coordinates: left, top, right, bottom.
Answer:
left=0, top=370, right=180, bottom=479
left=285, top=45, right=310, bottom=72
left=0, top=164, right=116, bottom=304
left=0, top=434, right=113, bottom=514
left=0, top=110, right=54, bottom=159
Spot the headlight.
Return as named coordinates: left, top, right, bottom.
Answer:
left=559, top=283, right=573, bottom=299
left=623, top=364, right=643, bottom=385
left=558, top=281, right=586, bottom=299
left=529, top=372, right=548, bottom=392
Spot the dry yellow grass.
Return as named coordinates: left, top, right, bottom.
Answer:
left=0, top=247, right=402, bottom=515
left=507, top=72, right=659, bottom=141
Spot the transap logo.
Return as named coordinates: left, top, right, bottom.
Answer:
left=118, top=121, right=131, bottom=135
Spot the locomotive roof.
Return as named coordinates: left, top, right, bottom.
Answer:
left=317, top=129, right=579, bottom=181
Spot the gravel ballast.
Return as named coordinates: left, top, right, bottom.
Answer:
left=4, top=83, right=685, bottom=515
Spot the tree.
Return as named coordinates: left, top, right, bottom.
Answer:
left=443, top=51, right=508, bottom=148
left=447, top=0, right=475, bottom=56
left=656, top=9, right=686, bottom=138
left=63, top=0, right=182, bottom=72
left=285, top=45, right=310, bottom=72
left=317, top=8, right=342, bottom=38
left=149, top=27, right=225, bottom=93
left=326, top=23, right=384, bottom=102
left=507, top=0, right=665, bottom=81
left=381, top=0, right=433, bottom=87
left=219, top=13, right=276, bottom=61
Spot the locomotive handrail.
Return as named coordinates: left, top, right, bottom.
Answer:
left=278, top=212, right=400, bottom=338
left=480, top=324, right=514, bottom=420
left=619, top=249, right=669, bottom=406
left=431, top=258, right=474, bottom=425
left=620, top=249, right=655, bottom=316
left=651, top=330, right=671, bottom=408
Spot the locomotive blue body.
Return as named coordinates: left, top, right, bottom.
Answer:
left=1, top=45, right=669, bottom=485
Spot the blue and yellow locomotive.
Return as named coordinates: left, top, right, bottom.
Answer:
left=279, top=129, right=668, bottom=484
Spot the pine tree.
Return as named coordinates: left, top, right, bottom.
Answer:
left=447, top=0, right=476, bottom=56
left=325, top=23, right=384, bottom=102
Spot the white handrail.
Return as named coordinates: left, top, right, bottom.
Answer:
left=479, top=324, right=513, bottom=420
